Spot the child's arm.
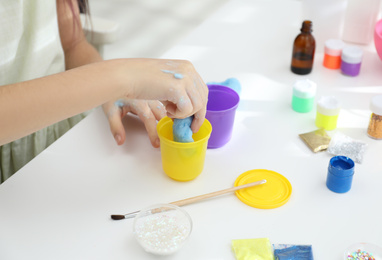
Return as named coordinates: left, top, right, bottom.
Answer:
left=57, top=0, right=169, bottom=147
left=0, top=1, right=207, bottom=146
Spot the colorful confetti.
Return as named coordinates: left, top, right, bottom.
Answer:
left=347, top=249, right=375, bottom=260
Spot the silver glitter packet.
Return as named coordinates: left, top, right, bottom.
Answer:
left=327, top=132, right=367, bottom=164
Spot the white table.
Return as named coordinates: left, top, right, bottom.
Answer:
left=1, top=0, right=382, bottom=259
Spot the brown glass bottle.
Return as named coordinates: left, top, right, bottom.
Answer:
left=291, top=20, right=316, bottom=75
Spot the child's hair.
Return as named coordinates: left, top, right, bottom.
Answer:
left=78, top=0, right=89, bottom=14
left=65, top=0, right=89, bottom=16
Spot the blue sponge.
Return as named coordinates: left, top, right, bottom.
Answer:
left=207, top=77, right=241, bottom=96
left=173, top=116, right=194, bottom=143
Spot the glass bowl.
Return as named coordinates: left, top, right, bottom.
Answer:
left=344, top=242, right=382, bottom=259
left=133, top=203, right=192, bottom=255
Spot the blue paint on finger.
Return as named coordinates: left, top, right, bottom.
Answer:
left=161, top=69, right=184, bottom=79
left=114, top=100, right=125, bottom=108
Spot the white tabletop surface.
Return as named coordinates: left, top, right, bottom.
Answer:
left=1, top=0, right=382, bottom=259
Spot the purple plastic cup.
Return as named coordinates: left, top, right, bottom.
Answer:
left=206, top=84, right=240, bottom=148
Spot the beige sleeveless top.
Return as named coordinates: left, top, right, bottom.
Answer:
left=0, top=0, right=90, bottom=183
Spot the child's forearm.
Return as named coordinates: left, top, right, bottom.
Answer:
left=0, top=58, right=208, bottom=146
left=0, top=59, right=127, bottom=145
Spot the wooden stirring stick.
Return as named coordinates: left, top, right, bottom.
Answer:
left=111, top=179, right=266, bottom=220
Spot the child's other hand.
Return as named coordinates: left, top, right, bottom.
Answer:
left=102, top=99, right=166, bottom=148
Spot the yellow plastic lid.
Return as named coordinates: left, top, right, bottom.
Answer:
left=234, top=169, right=292, bottom=209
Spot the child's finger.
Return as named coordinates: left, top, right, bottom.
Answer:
left=105, top=106, right=126, bottom=145
left=136, top=108, right=160, bottom=148
left=148, top=101, right=167, bottom=121
left=191, top=106, right=206, bottom=133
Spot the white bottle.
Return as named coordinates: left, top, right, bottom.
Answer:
left=342, top=0, right=382, bottom=45
left=302, top=0, right=347, bottom=49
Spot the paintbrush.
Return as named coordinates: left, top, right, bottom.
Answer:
left=111, top=179, right=266, bottom=220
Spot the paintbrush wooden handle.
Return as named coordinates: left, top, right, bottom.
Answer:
left=169, top=179, right=266, bottom=207
left=111, top=179, right=266, bottom=220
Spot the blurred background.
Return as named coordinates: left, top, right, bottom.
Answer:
left=87, top=0, right=230, bottom=60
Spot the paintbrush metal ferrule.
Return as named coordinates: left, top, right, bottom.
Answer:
left=123, top=210, right=140, bottom=219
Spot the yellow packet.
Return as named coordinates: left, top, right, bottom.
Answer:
left=232, top=238, right=274, bottom=260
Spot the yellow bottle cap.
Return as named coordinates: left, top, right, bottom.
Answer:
left=234, top=169, right=292, bottom=209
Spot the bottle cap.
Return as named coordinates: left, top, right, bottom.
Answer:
left=293, top=79, right=317, bottom=98
left=317, top=96, right=340, bottom=116
left=341, top=46, right=363, bottom=64
left=324, top=39, right=345, bottom=56
left=370, top=95, right=382, bottom=115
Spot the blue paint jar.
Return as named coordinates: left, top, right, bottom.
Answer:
left=326, top=156, right=355, bottom=193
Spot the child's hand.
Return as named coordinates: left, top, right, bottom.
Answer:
left=102, top=98, right=166, bottom=147
left=123, top=59, right=208, bottom=133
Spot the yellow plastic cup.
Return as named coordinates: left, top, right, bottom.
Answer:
left=157, top=117, right=212, bottom=181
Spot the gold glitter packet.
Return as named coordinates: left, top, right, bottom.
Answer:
left=299, top=129, right=331, bottom=153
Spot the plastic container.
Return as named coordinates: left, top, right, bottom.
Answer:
left=133, top=204, right=192, bottom=255
left=302, top=0, right=347, bottom=43
left=315, top=96, right=341, bottom=130
left=342, top=0, right=381, bottom=45
left=323, top=39, right=345, bottom=69
left=206, top=84, right=240, bottom=148
left=292, top=79, right=317, bottom=113
left=367, top=95, right=382, bottom=139
left=341, top=46, right=363, bottom=76
left=326, top=156, right=355, bottom=193
left=157, top=117, right=212, bottom=181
